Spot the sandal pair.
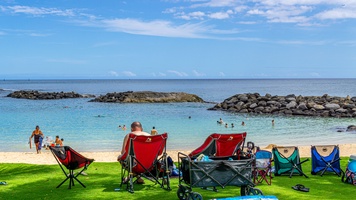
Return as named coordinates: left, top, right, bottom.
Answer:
left=292, top=184, right=309, bottom=192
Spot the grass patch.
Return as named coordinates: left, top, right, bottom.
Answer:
left=0, top=157, right=354, bottom=200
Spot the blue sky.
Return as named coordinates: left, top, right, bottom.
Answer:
left=1, top=0, right=355, bottom=79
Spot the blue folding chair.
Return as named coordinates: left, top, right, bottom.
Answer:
left=311, top=145, right=342, bottom=176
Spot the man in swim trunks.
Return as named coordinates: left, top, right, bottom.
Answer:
left=29, top=125, right=44, bottom=154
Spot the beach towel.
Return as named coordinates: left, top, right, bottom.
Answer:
left=38, top=136, right=43, bottom=150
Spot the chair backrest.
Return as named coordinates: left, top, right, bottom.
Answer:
left=51, top=146, right=94, bottom=170
left=120, top=133, right=168, bottom=174
left=272, top=146, right=299, bottom=162
left=311, top=145, right=341, bottom=174
left=312, top=145, right=339, bottom=158
left=255, top=150, right=272, bottom=168
left=189, top=132, right=247, bottom=158
left=272, top=146, right=300, bottom=174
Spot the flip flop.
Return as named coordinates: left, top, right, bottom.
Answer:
left=292, top=184, right=309, bottom=192
left=0, top=181, right=7, bottom=185
left=122, top=177, right=130, bottom=184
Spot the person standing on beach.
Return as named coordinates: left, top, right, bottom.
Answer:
left=29, top=125, right=44, bottom=154
left=151, top=126, right=158, bottom=135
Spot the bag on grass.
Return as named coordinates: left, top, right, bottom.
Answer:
left=342, top=161, right=356, bottom=185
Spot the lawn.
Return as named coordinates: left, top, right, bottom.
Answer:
left=0, top=157, right=354, bottom=200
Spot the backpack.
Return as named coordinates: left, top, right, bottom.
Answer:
left=342, top=161, right=356, bottom=185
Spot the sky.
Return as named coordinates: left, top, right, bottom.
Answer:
left=1, top=0, right=356, bottom=79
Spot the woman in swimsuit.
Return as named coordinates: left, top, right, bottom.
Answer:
left=29, top=125, right=44, bottom=154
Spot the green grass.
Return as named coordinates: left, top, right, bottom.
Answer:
left=0, top=158, right=354, bottom=200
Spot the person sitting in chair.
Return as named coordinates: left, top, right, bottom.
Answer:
left=118, top=121, right=150, bottom=184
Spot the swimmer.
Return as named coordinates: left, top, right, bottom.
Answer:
left=231, top=123, right=235, bottom=128
left=241, top=121, right=245, bottom=126
left=272, top=119, right=275, bottom=126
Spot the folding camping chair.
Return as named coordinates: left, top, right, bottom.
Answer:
left=253, top=150, right=273, bottom=185
left=272, top=146, right=309, bottom=178
left=50, top=146, right=94, bottom=189
left=311, top=145, right=342, bottom=176
left=189, top=132, right=247, bottom=158
left=118, top=133, right=170, bottom=193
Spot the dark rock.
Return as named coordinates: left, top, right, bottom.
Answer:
left=208, top=92, right=356, bottom=118
left=6, top=90, right=94, bottom=100
left=89, top=91, right=204, bottom=103
left=347, top=125, right=356, bottom=131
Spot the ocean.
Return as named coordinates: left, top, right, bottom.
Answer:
left=1, top=79, right=356, bottom=153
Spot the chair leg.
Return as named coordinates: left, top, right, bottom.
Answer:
left=57, top=176, right=70, bottom=188
left=56, top=169, right=86, bottom=189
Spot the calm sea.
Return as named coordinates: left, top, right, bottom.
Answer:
left=1, top=79, right=356, bottom=153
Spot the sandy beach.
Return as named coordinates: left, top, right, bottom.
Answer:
left=1, top=144, right=355, bottom=165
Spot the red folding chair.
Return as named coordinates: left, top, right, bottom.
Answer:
left=50, top=146, right=94, bottom=189
left=118, top=133, right=170, bottom=193
left=189, top=132, right=247, bottom=158
left=253, top=150, right=273, bottom=185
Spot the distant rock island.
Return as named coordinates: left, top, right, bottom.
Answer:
left=209, top=93, right=356, bottom=118
left=7, top=90, right=94, bottom=100
left=89, top=91, right=205, bottom=103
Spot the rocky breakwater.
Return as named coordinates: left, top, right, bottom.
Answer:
left=7, top=90, right=94, bottom=100
left=89, top=91, right=204, bottom=103
left=209, top=93, right=356, bottom=118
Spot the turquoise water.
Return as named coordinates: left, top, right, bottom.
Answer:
left=1, top=79, right=356, bottom=152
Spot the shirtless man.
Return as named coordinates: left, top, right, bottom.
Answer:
left=118, top=121, right=150, bottom=160
left=118, top=121, right=150, bottom=184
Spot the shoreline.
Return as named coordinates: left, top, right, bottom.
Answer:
left=1, top=144, right=355, bottom=165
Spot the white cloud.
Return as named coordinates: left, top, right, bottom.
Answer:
left=315, top=8, right=356, bottom=20
left=167, top=70, right=188, bottom=77
left=310, top=72, right=321, bottom=77
left=209, top=11, right=232, bottom=19
left=179, top=11, right=206, bottom=20
left=29, top=33, right=51, bottom=37
left=151, top=72, right=167, bottom=77
left=5, top=5, right=75, bottom=17
left=109, top=71, right=119, bottom=77
left=192, top=70, right=205, bottom=76
left=100, top=18, right=214, bottom=38
left=109, top=70, right=137, bottom=77
left=219, top=72, right=226, bottom=76
left=122, top=71, right=136, bottom=77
